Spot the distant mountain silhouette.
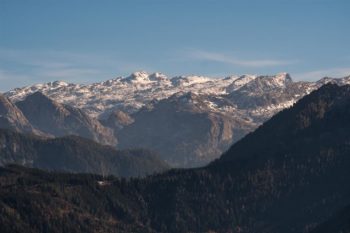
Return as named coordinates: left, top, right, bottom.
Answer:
left=0, top=128, right=169, bottom=177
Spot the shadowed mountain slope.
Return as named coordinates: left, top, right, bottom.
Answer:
left=1, top=84, right=350, bottom=233
left=16, top=92, right=117, bottom=146
left=118, top=92, right=255, bottom=167
left=310, top=204, right=350, bottom=233
left=0, top=94, right=43, bottom=136
left=0, top=129, right=169, bottom=177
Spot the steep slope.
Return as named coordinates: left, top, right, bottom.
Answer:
left=118, top=92, right=255, bottom=167
left=310, top=205, right=350, bottom=233
left=0, top=94, right=42, bottom=135
left=7, top=72, right=350, bottom=167
left=1, top=84, right=350, bottom=233
left=100, top=110, right=134, bottom=131
left=0, top=128, right=168, bottom=177
left=227, top=73, right=299, bottom=121
left=220, top=83, right=350, bottom=162
left=16, top=92, right=117, bottom=146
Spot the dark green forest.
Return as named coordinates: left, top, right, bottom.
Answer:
left=0, top=130, right=169, bottom=177
left=1, top=84, right=350, bottom=233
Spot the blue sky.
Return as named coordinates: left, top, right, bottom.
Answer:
left=1, top=0, right=349, bottom=91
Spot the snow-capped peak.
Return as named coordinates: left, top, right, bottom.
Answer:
left=273, top=72, right=292, bottom=85
left=132, top=71, right=149, bottom=78
left=223, top=75, right=240, bottom=81
left=5, top=71, right=349, bottom=119
left=171, top=75, right=211, bottom=87
left=50, top=80, right=69, bottom=87
left=251, top=73, right=292, bottom=89
left=123, top=71, right=150, bottom=82
left=149, top=72, right=168, bottom=81
left=121, top=71, right=170, bottom=84
left=226, top=74, right=257, bottom=91
left=316, top=77, right=337, bottom=85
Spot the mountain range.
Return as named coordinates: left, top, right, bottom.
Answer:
left=3, top=72, right=350, bottom=167
left=1, top=83, right=350, bottom=233
left=0, top=92, right=117, bottom=145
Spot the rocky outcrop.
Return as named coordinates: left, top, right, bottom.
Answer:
left=100, top=110, right=134, bottom=132
left=118, top=92, right=256, bottom=167
left=0, top=94, right=43, bottom=136
left=16, top=92, right=117, bottom=146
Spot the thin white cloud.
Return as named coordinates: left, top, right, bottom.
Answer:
left=0, top=69, right=34, bottom=92
left=186, top=49, right=297, bottom=67
left=0, top=48, right=141, bottom=72
left=38, top=68, right=101, bottom=80
left=0, top=69, right=27, bottom=81
left=0, top=48, right=153, bottom=91
left=294, top=67, right=350, bottom=81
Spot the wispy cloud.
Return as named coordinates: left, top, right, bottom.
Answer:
left=0, top=69, right=30, bottom=82
left=186, top=49, right=297, bottom=67
left=0, top=69, right=34, bottom=92
left=0, top=48, right=152, bottom=91
left=39, top=68, right=101, bottom=79
left=294, top=67, right=350, bottom=81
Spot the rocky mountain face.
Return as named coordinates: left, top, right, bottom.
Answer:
left=1, top=84, right=350, bottom=233
left=5, top=72, right=305, bottom=118
left=0, top=94, right=43, bottom=136
left=0, top=128, right=168, bottom=177
left=8, top=72, right=350, bottom=119
left=118, top=92, right=255, bottom=167
left=100, top=110, right=134, bottom=131
left=16, top=92, right=117, bottom=146
left=4, top=72, right=350, bottom=167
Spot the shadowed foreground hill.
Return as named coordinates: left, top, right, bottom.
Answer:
left=0, top=129, right=169, bottom=177
left=310, top=204, right=350, bottom=233
left=1, top=84, right=350, bottom=233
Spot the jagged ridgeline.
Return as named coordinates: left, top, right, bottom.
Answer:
left=1, top=83, right=350, bottom=233
left=5, top=72, right=350, bottom=167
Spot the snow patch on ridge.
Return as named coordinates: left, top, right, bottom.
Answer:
left=4, top=71, right=346, bottom=121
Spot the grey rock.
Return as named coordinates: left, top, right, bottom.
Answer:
left=16, top=92, right=117, bottom=146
